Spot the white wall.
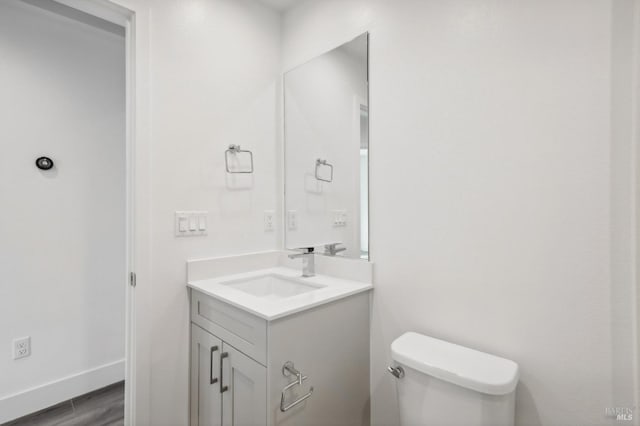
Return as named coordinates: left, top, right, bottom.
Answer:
left=611, top=0, right=639, bottom=411
left=282, top=1, right=637, bottom=425
left=284, top=37, right=367, bottom=257
left=0, top=0, right=125, bottom=419
left=144, top=0, right=282, bottom=424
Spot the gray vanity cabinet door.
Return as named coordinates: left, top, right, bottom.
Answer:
left=191, top=324, right=223, bottom=426
left=221, top=343, right=267, bottom=426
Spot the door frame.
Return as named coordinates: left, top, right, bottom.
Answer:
left=51, top=1, right=152, bottom=424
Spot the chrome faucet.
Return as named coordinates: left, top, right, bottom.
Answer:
left=324, top=242, right=346, bottom=256
left=288, top=247, right=315, bottom=277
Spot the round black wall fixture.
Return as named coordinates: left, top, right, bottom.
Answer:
left=35, top=156, right=54, bottom=170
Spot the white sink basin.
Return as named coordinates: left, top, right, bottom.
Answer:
left=220, top=274, right=324, bottom=301
left=188, top=267, right=372, bottom=320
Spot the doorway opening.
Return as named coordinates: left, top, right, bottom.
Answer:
left=0, top=0, right=134, bottom=424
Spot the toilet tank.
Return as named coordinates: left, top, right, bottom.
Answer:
left=390, top=332, right=519, bottom=426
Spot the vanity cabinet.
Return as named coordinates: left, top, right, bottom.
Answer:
left=191, top=324, right=266, bottom=426
left=189, top=287, right=370, bottom=426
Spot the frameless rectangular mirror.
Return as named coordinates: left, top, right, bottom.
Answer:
left=284, top=33, right=369, bottom=260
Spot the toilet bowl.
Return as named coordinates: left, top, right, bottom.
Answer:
left=389, top=332, right=519, bottom=426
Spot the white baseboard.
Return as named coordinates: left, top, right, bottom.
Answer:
left=0, top=359, right=125, bottom=423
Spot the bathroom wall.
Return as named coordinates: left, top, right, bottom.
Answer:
left=143, top=0, right=282, bottom=424
left=0, top=0, right=280, bottom=424
left=282, top=1, right=638, bottom=425
left=0, top=0, right=125, bottom=421
left=26, top=1, right=634, bottom=425
left=284, top=39, right=367, bottom=257
left=610, top=0, right=639, bottom=412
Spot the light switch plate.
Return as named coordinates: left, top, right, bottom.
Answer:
left=175, top=211, right=208, bottom=237
left=332, top=210, right=347, bottom=227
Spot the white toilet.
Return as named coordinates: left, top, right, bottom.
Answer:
left=389, top=332, right=519, bottom=426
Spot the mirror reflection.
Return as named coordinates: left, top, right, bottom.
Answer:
left=284, top=33, right=369, bottom=260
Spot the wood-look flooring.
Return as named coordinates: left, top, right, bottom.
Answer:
left=3, top=381, right=124, bottom=426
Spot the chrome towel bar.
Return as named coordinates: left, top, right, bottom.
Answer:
left=280, top=361, right=314, bottom=412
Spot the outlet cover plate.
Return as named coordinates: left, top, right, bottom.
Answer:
left=264, top=210, right=275, bottom=232
left=13, top=336, right=31, bottom=360
left=287, top=210, right=297, bottom=230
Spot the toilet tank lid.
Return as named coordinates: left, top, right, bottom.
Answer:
left=391, top=332, right=519, bottom=396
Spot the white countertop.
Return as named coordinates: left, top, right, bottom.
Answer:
left=187, top=267, right=372, bottom=321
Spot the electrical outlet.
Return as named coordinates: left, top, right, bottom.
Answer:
left=13, top=337, right=30, bottom=360
left=287, top=210, right=297, bottom=230
left=264, top=210, right=275, bottom=232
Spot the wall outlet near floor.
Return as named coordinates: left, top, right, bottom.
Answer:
left=287, top=210, right=298, bottom=230
left=175, top=211, right=208, bottom=237
left=13, top=336, right=31, bottom=360
left=332, top=210, right=347, bottom=227
left=264, top=210, right=275, bottom=232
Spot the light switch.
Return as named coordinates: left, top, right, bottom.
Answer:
left=199, top=215, right=207, bottom=231
left=178, top=216, right=188, bottom=232
left=189, top=217, right=197, bottom=231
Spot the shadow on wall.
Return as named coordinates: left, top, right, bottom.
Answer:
left=361, top=397, right=371, bottom=426
left=515, top=383, right=542, bottom=426
left=225, top=173, right=255, bottom=190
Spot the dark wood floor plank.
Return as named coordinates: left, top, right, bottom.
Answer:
left=3, top=401, right=74, bottom=426
left=2, top=382, right=124, bottom=426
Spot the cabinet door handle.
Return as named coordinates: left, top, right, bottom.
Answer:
left=209, top=346, right=219, bottom=385
left=220, top=352, right=229, bottom=393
